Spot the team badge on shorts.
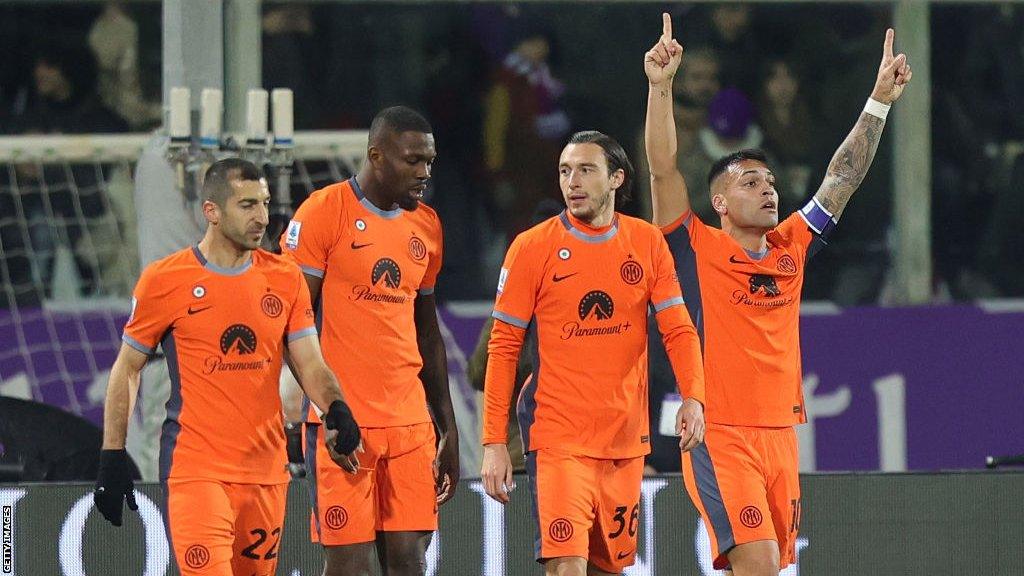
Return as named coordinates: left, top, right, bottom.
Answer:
left=325, top=506, right=348, bottom=530
left=740, top=506, right=763, bottom=528
left=184, top=544, right=210, bottom=569
left=549, top=518, right=574, bottom=542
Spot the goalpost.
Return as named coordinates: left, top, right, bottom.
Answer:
left=0, top=130, right=367, bottom=428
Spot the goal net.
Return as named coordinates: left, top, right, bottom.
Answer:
left=0, top=131, right=367, bottom=426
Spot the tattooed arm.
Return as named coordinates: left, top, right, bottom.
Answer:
left=813, top=28, right=913, bottom=221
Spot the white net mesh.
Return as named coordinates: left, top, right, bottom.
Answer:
left=0, top=132, right=367, bottom=425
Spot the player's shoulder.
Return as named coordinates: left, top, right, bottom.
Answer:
left=135, top=247, right=199, bottom=295
left=617, top=213, right=663, bottom=238
left=410, top=200, right=443, bottom=234
left=302, top=179, right=352, bottom=213
left=513, top=214, right=564, bottom=251
left=142, top=246, right=200, bottom=278
left=255, top=249, right=303, bottom=279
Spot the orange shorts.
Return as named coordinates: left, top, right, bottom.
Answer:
left=163, top=479, right=287, bottom=576
left=682, top=423, right=801, bottom=570
left=306, top=421, right=438, bottom=545
left=527, top=449, right=644, bottom=573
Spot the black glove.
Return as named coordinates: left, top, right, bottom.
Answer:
left=93, top=449, right=138, bottom=527
left=284, top=421, right=306, bottom=478
left=323, top=400, right=360, bottom=455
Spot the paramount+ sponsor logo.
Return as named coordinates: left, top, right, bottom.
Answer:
left=731, top=273, right=795, bottom=309
left=561, top=290, right=633, bottom=340
left=203, top=324, right=270, bottom=375
left=350, top=258, right=408, bottom=304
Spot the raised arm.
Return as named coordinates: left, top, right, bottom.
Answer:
left=813, top=28, right=912, bottom=221
left=644, top=13, right=690, bottom=228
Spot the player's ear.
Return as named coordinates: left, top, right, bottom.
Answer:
left=711, top=193, right=727, bottom=215
left=202, top=199, right=220, bottom=225
left=367, top=145, right=384, bottom=169
left=609, top=168, right=624, bottom=191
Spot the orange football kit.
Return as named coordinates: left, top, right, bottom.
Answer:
left=122, top=247, right=315, bottom=575
left=282, top=177, right=442, bottom=544
left=664, top=199, right=833, bottom=570
left=485, top=211, right=704, bottom=573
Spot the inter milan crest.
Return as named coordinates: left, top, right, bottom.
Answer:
left=620, top=257, right=643, bottom=285
left=409, top=236, right=427, bottom=261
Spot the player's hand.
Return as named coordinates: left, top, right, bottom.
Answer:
left=324, top=400, right=360, bottom=454
left=284, top=421, right=307, bottom=478
left=324, top=400, right=362, bottom=474
left=434, top=431, right=460, bottom=506
left=644, top=12, right=683, bottom=86
left=325, top=428, right=362, bottom=475
left=675, top=398, right=705, bottom=453
left=871, top=28, right=912, bottom=105
left=481, top=443, right=514, bottom=505
left=93, top=449, right=139, bottom=527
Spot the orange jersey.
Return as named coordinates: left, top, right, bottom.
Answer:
left=484, top=211, right=703, bottom=459
left=281, top=178, right=442, bottom=427
left=663, top=208, right=829, bottom=427
left=122, top=247, right=316, bottom=483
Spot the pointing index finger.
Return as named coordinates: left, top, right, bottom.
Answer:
left=883, top=28, right=894, bottom=60
left=662, top=12, right=672, bottom=41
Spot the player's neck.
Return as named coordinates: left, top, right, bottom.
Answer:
left=354, top=171, right=394, bottom=212
left=569, top=206, right=615, bottom=229
left=721, top=220, right=769, bottom=253
left=197, top=234, right=253, bottom=270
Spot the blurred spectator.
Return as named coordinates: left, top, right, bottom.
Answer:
left=682, top=4, right=760, bottom=95
left=10, top=39, right=127, bottom=299
left=757, top=58, right=817, bottom=210
left=88, top=2, right=161, bottom=130
left=634, top=47, right=720, bottom=220
left=482, top=25, right=571, bottom=238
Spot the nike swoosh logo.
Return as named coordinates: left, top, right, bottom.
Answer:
left=729, top=255, right=746, bottom=264
left=616, top=550, right=634, bottom=560
left=187, top=306, right=212, bottom=315
left=552, top=272, right=578, bottom=283
left=351, top=241, right=373, bottom=250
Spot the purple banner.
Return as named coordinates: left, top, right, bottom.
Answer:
left=1, top=303, right=1021, bottom=471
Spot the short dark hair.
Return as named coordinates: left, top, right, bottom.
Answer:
left=202, top=158, right=264, bottom=206
left=368, top=106, right=433, bottom=145
left=707, top=149, right=769, bottom=188
left=567, top=130, right=634, bottom=204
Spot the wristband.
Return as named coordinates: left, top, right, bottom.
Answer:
left=864, top=97, right=891, bottom=120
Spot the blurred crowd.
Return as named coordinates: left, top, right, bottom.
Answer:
left=1, top=2, right=1022, bottom=305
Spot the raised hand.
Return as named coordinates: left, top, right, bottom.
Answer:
left=871, top=28, right=913, bottom=104
left=644, top=12, right=684, bottom=86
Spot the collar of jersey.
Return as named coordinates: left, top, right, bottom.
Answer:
left=559, top=210, right=619, bottom=244
left=191, top=245, right=252, bottom=276
left=350, top=177, right=403, bottom=220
